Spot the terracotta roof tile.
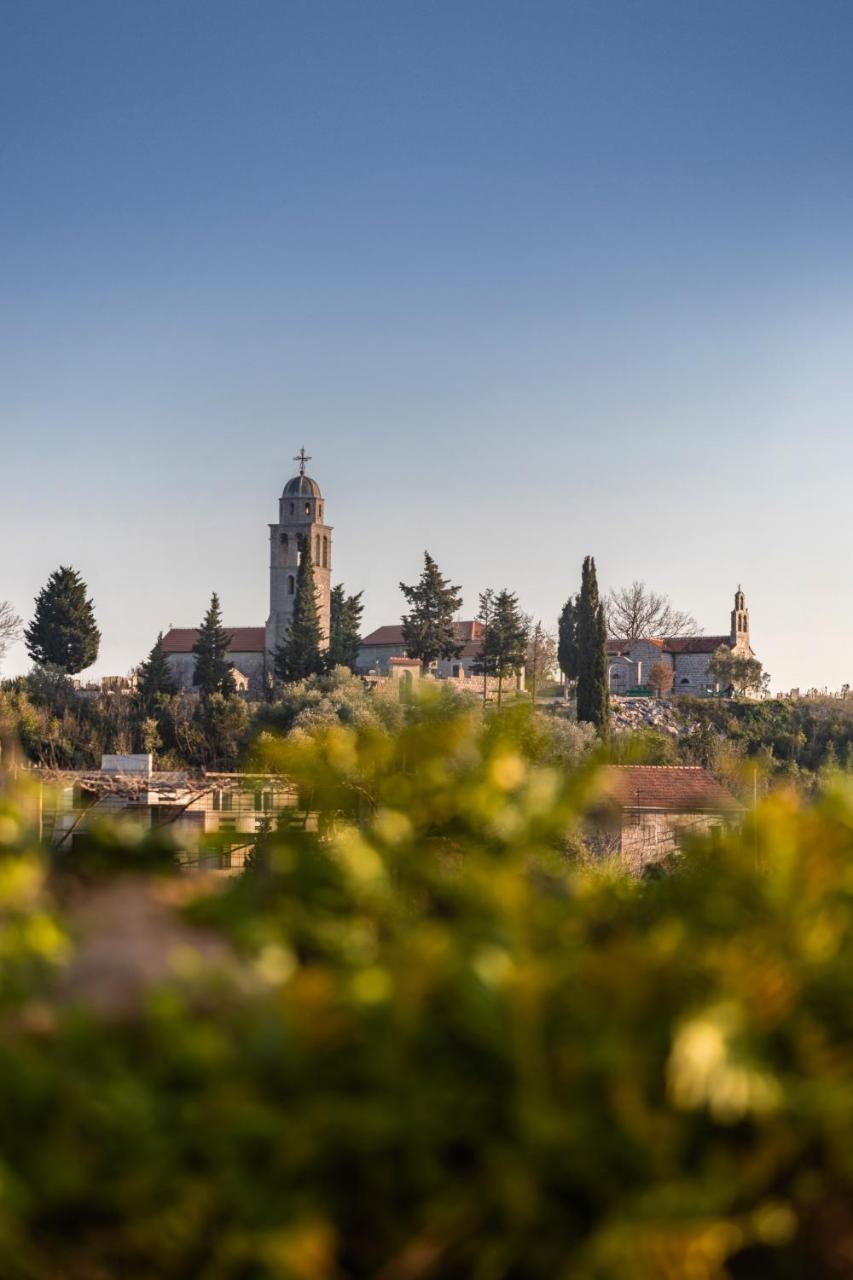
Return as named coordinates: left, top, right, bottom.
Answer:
left=162, top=626, right=266, bottom=654
left=600, top=766, right=740, bottom=812
left=361, top=620, right=484, bottom=648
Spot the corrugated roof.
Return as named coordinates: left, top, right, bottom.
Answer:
left=161, top=627, right=266, bottom=654
left=601, top=766, right=740, bottom=812
left=361, top=620, right=484, bottom=648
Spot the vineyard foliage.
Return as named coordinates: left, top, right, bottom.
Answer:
left=1, top=702, right=853, bottom=1277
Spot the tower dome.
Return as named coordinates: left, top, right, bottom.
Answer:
left=282, top=474, right=322, bottom=499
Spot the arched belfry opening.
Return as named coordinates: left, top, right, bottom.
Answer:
left=265, top=447, right=333, bottom=666
left=730, top=585, right=750, bottom=650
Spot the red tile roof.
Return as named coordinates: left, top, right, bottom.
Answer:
left=663, top=636, right=730, bottom=655
left=607, top=635, right=731, bottom=657
left=361, top=620, right=484, bottom=648
left=161, top=626, right=266, bottom=654
left=600, top=766, right=740, bottom=812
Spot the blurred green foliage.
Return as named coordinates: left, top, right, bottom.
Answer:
left=1, top=701, right=853, bottom=1277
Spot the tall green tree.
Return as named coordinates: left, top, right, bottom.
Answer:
left=275, top=536, right=324, bottom=683
left=557, top=595, right=579, bottom=688
left=24, top=566, right=100, bottom=674
left=488, top=589, right=529, bottom=708
left=135, top=633, right=177, bottom=714
left=400, top=552, right=463, bottom=672
left=474, top=589, right=496, bottom=705
left=192, top=594, right=236, bottom=697
left=575, top=556, right=610, bottom=731
left=327, top=585, right=364, bottom=672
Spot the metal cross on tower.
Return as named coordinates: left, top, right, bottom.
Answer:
left=293, top=446, right=312, bottom=476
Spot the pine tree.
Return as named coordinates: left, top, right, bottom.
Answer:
left=488, top=589, right=528, bottom=708
left=327, top=585, right=364, bottom=671
left=135, top=632, right=177, bottom=714
left=575, top=556, right=610, bottom=731
left=192, top=594, right=236, bottom=697
left=24, top=565, right=100, bottom=674
left=275, top=536, right=324, bottom=683
left=400, top=552, right=463, bottom=672
left=557, top=595, right=579, bottom=687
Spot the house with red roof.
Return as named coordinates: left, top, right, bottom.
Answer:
left=591, top=764, right=742, bottom=870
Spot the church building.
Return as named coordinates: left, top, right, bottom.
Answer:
left=606, top=588, right=755, bottom=696
left=162, top=450, right=332, bottom=696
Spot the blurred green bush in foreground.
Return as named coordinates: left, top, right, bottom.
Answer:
left=2, top=702, right=853, bottom=1279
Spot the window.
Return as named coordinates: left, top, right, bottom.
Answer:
left=681, top=677, right=689, bottom=685
left=322, top=536, right=328, bottom=568
left=290, top=502, right=294, bottom=515
left=305, top=502, right=310, bottom=515
left=452, top=664, right=460, bottom=677
left=288, top=575, right=295, bottom=595
left=221, top=792, right=233, bottom=812
left=315, top=533, right=321, bottom=562
left=280, top=532, right=288, bottom=548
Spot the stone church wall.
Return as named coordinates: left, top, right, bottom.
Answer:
left=166, top=651, right=266, bottom=698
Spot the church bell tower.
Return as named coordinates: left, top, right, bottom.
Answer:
left=730, top=585, right=750, bottom=653
left=265, top=448, right=333, bottom=662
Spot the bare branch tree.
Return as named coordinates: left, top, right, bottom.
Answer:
left=0, top=600, right=22, bottom=671
left=605, top=581, right=699, bottom=642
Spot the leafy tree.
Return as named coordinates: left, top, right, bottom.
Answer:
left=479, top=589, right=528, bottom=708
left=135, top=633, right=176, bottom=714
left=274, top=536, right=324, bottom=683
left=576, top=556, right=610, bottom=731
left=649, top=661, right=675, bottom=698
left=557, top=595, right=579, bottom=687
left=400, top=552, right=463, bottom=672
left=192, top=594, right=236, bottom=697
left=526, top=619, right=557, bottom=704
left=605, top=580, right=698, bottom=640
left=0, top=601, right=22, bottom=674
left=254, top=666, right=403, bottom=738
left=707, top=645, right=769, bottom=698
left=24, top=566, right=100, bottom=674
left=198, top=691, right=249, bottom=770
left=326, top=585, right=364, bottom=672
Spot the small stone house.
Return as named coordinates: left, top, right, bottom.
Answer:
left=590, top=765, right=741, bottom=872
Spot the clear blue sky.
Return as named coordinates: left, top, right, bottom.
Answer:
left=2, top=0, right=852, bottom=692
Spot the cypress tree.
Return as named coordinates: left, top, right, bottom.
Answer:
left=192, top=593, right=236, bottom=697
left=327, top=585, right=364, bottom=671
left=25, top=565, right=100, bottom=673
left=275, top=536, right=324, bottom=682
left=400, top=552, right=463, bottom=672
left=557, top=595, right=579, bottom=686
left=575, top=556, right=610, bottom=730
left=136, top=632, right=177, bottom=714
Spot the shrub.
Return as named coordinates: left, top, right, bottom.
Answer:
left=1, top=707, right=853, bottom=1277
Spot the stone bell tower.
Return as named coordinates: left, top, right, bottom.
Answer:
left=730, top=585, right=750, bottom=653
left=265, top=448, right=333, bottom=661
